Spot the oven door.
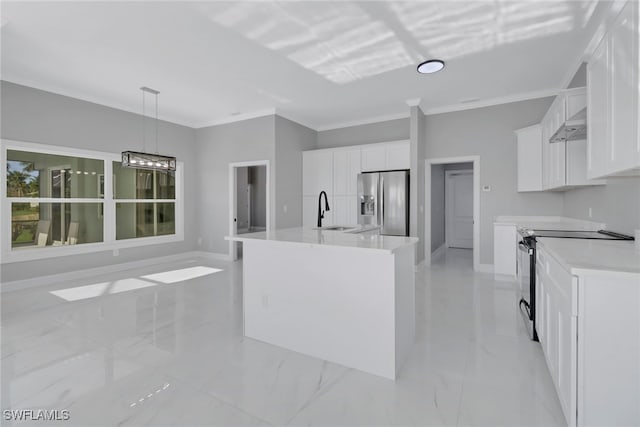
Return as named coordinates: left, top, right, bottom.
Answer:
left=517, top=238, right=538, bottom=341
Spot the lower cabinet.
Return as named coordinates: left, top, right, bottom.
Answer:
left=493, top=223, right=517, bottom=277
left=536, top=248, right=577, bottom=426
left=536, top=244, right=640, bottom=426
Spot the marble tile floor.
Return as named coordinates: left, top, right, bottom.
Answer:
left=0, top=249, right=566, bottom=426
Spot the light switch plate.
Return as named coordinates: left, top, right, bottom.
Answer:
left=482, top=185, right=491, bottom=192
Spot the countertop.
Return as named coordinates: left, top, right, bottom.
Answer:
left=493, top=215, right=606, bottom=231
left=537, top=237, right=640, bottom=277
left=225, top=227, right=419, bottom=254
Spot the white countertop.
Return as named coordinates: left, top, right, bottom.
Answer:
left=226, top=227, right=418, bottom=254
left=494, top=215, right=605, bottom=231
left=537, top=237, right=640, bottom=277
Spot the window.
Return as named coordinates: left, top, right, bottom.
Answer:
left=113, top=162, right=176, bottom=240
left=1, top=140, right=183, bottom=262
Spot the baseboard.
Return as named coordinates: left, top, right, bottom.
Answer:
left=193, top=251, right=233, bottom=262
left=475, top=263, right=494, bottom=274
left=0, top=250, right=230, bottom=293
left=430, top=243, right=447, bottom=259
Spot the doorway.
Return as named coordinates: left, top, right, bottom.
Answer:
left=228, top=161, right=270, bottom=261
left=445, top=168, right=473, bottom=249
left=424, top=156, right=480, bottom=271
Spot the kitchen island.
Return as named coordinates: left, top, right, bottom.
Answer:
left=226, top=227, right=418, bottom=379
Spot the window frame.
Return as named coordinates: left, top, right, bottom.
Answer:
left=1, top=139, right=184, bottom=263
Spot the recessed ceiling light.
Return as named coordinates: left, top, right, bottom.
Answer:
left=417, top=59, right=445, bottom=74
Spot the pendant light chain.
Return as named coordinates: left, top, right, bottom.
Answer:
left=155, top=92, right=159, bottom=155
left=142, top=89, right=147, bottom=153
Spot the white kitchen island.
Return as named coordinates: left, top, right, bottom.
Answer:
left=226, top=227, right=418, bottom=380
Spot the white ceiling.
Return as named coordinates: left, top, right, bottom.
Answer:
left=0, top=1, right=608, bottom=130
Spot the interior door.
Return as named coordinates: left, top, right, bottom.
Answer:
left=446, top=170, right=473, bottom=249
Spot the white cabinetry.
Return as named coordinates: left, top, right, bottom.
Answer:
left=535, top=248, right=577, bottom=426
left=361, top=141, right=410, bottom=172
left=515, top=125, right=543, bottom=192
left=303, top=141, right=409, bottom=226
left=588, top=0, right=640, bottom=178
left=536, top=243, right=640, bottom=427
left=302, top=150, right=333, bottom=196
left=540, top=88, right=605, bottom=190
left=493, top=224, right=517, bottom=277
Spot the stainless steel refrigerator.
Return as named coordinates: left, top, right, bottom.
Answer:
left=357, top=170, right=409, bottom=236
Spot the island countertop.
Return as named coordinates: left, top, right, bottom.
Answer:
left=225, top=227, right=418, bottom=254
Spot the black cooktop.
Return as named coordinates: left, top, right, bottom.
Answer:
left=525, top=229, right=634, bottom=240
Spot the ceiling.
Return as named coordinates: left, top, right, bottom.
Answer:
left=0, top=1, right=609, bottom=130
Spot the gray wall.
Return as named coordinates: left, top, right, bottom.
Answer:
left=430, top=164, right=445, bottom=252
left=410, top=107, right=426, bottom=263
left=316, top=118, right=409, bottom=149
left=563, top=177, right=640, bottom=235
left=568, top=63, right=587, bottom=89
left=422, top=97, right=565, bottom=265
left=1, top=81, right=197, bottom=282
left=236, top=167, right=250, bottom=229
left=195, top=116, right=276, bottom=255
left=249, top=166, right=267, bottom=228
left=274, top=116, right=317, bottom=229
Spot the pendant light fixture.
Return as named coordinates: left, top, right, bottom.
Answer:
left=122, top=87, right=176, bottom=172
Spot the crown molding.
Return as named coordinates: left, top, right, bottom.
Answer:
left=420, top=89, right=559, bottom=116
left=195, top=109, right=277, bottom=128
left=315, top=112, right=410, bottom=132
left=405, top=98, right=421, bottom=107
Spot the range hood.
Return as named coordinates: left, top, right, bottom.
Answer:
left=549, top=107, right=587, bottom=143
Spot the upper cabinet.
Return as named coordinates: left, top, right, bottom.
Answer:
left=302, top=150, right=333, bottom=196
left=361, top=141, right=410, bottom=172
left=518, top=88, right=605, bottom=192
left=536, top=87, right=606, bottom=191
left=516, top=125, right=543, bottom=192
left=587, top=0, right=640, bottom=179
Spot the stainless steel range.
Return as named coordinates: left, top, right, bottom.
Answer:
left=516, top=229, right=634, bottom=341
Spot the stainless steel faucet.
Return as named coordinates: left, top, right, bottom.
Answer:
left=317, top=191, right=330, bottom=227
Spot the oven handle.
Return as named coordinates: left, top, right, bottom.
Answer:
left=518, top=241, right=534, bottom=255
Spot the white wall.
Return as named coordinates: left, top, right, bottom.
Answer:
left=0, top=81, right=197, bottom=282
left=422, top=97, right=565, bottom=265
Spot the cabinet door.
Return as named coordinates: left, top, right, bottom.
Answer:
left=587, top=36, right=610, bottom=179
left=386, top=142, right=410, bottom=170
left=541, top=119, right=551, bottom=189
left=333, top=195, right=358, bottom=226
left=361, top=146, right=387, bottom=172
left=516, top=125, right=543, bottom=192
left=333, top=149, right=361, bottom=196
left=303, top=150, right=333, bottom=196
left=610, top=1, right=640, bottom=173
left=551, top=141, right=566, bottom=189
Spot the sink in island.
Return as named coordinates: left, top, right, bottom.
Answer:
left=226, top=227, right=418, bottom=379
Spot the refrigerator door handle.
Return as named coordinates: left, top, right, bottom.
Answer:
left=380, top=175, right=385, bottom=232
